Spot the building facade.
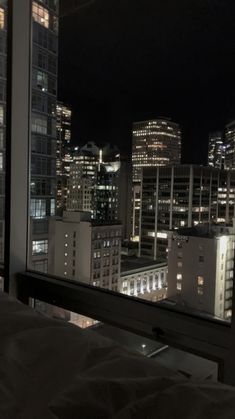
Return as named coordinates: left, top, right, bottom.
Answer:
left=67, top=142, right=99, bottom=213
left=132, top=118, right=181, bottom=183
left=56, top=101, right=72, bottom=213
left=140, top=165, right=235, bottom=260
left=120, top=258, right=167, bottom=302
left=29, top=0, right=58, bottom=272
left=208, top=131, right=225, bottom=169
left=225, top=120, right=235, bottom=170
left=48, top=211, right=122, bottom=292
left=167, top=225, right=235, bottom=320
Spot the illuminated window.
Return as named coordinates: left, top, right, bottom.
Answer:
left=197, top=276, right=204, bottom=286
left=177, top=282, right=182, bottom=291
left=176, top=273, right=182, bottom=280
left=0, top=105, right=4, bottom=125
left=30, top=199, right=46, bottom=219
left=0, top=8, right=4, bottom=29
left=32, top=239, right=48, bottom=255
left=32, top=2, right=49, bottom=29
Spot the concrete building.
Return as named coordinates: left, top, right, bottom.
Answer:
left=56, top=102, right=72, bottom=213
left=167, top=224, right=235, bottom=320
left=225, top=120, right=235, bottom=170
left=120, top=257, right=167, bottom=302
left=29, top=1, right=58, bottom=272
left=140, top=165, right=235, bottom=260
left=208, top=131, right=225, bottom=169
left=48, top=211, right=122, bottom=292
left=132, top=118, right=181, bottom=183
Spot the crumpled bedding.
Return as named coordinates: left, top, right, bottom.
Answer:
left=1, top=292, right=235, bottom=419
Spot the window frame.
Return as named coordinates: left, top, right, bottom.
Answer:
left=4, top=0, right=235, bottom=389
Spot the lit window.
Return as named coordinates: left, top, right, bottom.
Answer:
left=65, top=243, right=68, bottom=247
left=32, top=239, right=48, bottom=255
left=0, top=8, right=4, bottom=30
left=197, top=276, right=204, bottom=286
left=30, top=199, right=46, bottom=219
left=0, top=105, right=4, bottom=125
left=176, top=273, right=182, bottom=280
left=32, top=2, right=49, bottom=29
left=177, top=282, right=182, bottom=291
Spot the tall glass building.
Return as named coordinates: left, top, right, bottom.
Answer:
left=208, top=131, right=225, bottom=169
left=56, top=101, right=72, bottom=213
left=225, top=120, right=235, bottom=170
left=132, top=118, right=181, bottom=182
left=29, top=1, right=59, bottom=272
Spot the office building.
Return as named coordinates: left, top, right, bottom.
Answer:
left=29, top=1, right=58, bottom=272
left=131, top=118, right=181, bottom=243
left=140, top=165, right=235, bottom=260
left=208, top=131, right=225, bottom=169
left=167, top=225, right=235, bottom=320
left=132, top=118, right=181, bottom=182
left=0, top=2, right=7, bottom=263
left=225, top=121, right=235, bottom=170
left=67, top=142, right=121, bottom=222
left=56, top=101, right=72, bottom=213
left=48, top=211, right=122, bottom=292
left=120, top=257, right=167, bottom=302
left=117, top=158, right=132, bottom=240
left=67, top=142, right=99, bottom=212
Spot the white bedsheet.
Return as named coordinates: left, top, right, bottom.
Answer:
left=0, top=292, right=235, bottom=419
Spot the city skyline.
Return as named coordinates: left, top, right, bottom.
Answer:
left=59, top=0, right=235, bottom=164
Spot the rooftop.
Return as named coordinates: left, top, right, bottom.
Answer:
left=121, top=256, right=167, bottom=276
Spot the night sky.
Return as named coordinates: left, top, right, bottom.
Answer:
left=59, top=0, right=235, bottom=164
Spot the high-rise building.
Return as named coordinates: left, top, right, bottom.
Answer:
left=0, top=2, right=7, bottom=263
left=67, top=142, right=99, bottom=213
left=131, top=118, right=181, bottom=243
left=225, top=121, right=235, bottom=170
left=48, top=211, right=122, bottom=292
left=140, top=165, right=235, bottom=260
left=167, top=224, right=235, bottom=321
left=132, top=118, right=181, bottom=183
left=117, top=158, right=132, bottom=241
left=56, top=101, right=72, bottom=213
left=29, top=1, right=59, bottom=272
left=208, top=131, right=225, bottom=169
left=67, top=142, right=121, bottom=222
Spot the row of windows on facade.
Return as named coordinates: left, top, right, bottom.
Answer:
left=32, top=2, right=58, bottom=33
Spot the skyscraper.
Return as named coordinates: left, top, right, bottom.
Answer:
left=29, top=1, right=58, bottom=272
left=140, top=165, right=235, bottom=260
left=56, top=101, right=72, bottom=213
left=67, top=142, right=121, bottom=222
left=225, top=121, right=235, bottom=170
left=132, top=118, right=181, bottom=182
left=67, top=142, right=99, bottom=213
left=208, top=131, right=225, bottom=169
